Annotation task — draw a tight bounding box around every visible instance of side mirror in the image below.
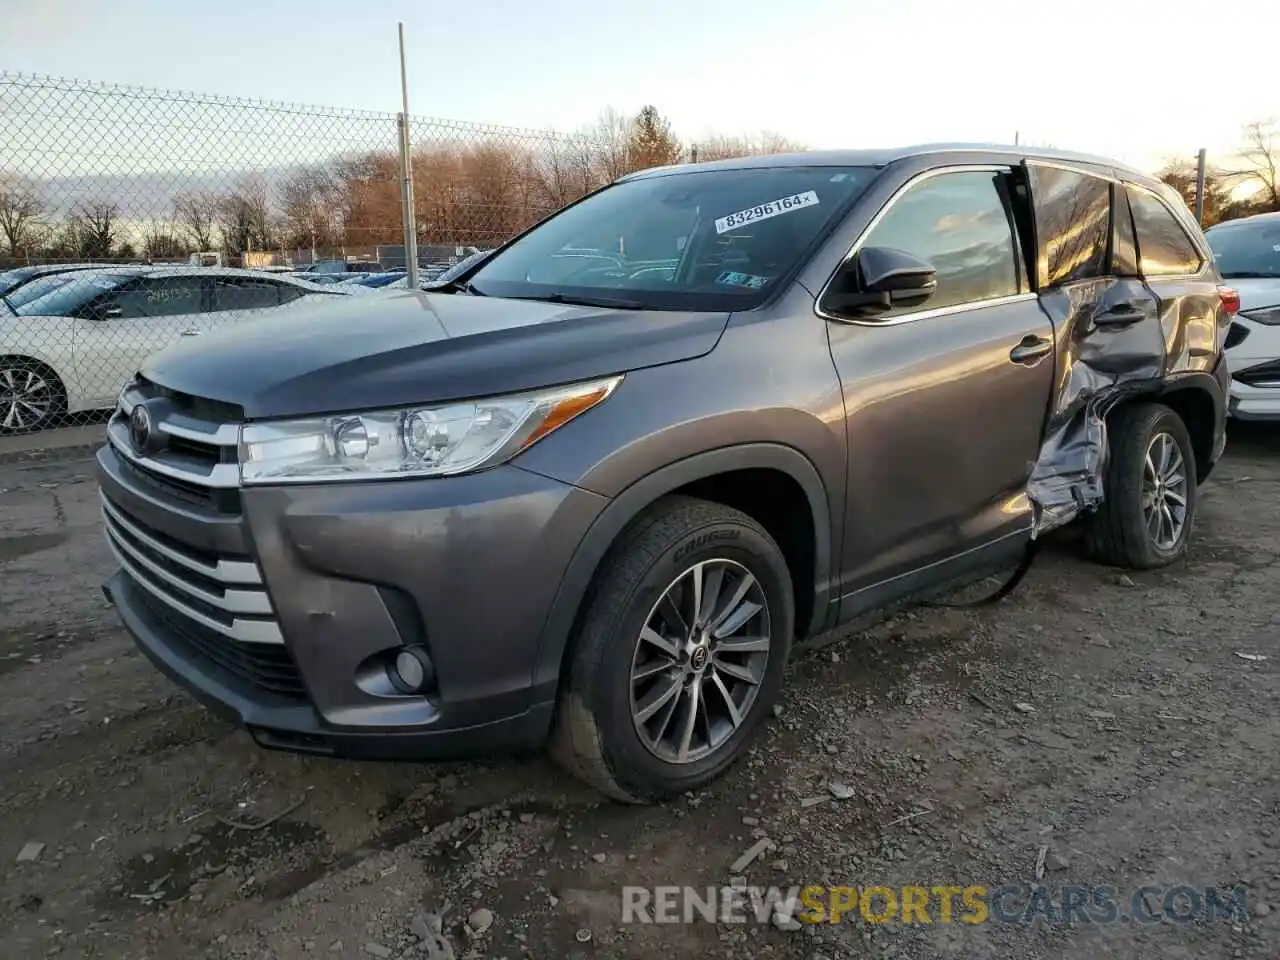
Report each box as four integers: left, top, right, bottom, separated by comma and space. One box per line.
822, 246, 938, 319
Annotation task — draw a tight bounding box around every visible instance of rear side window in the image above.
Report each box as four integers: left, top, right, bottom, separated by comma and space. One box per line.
212, 277, 285, 311
1029, 166, 1110, 286
1127, 187, 1203, 277
857, 170, 1020, 318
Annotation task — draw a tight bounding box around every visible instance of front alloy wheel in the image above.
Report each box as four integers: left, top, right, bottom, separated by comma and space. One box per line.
552, 496, 794, 802
0, 361, 64, 434
630, 559, 771, 764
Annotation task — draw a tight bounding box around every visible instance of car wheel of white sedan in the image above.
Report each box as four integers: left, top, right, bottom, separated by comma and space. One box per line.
0, 357, 67, 434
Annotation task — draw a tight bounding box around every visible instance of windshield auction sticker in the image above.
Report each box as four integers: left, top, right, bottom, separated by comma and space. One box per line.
715, 191, 820, 234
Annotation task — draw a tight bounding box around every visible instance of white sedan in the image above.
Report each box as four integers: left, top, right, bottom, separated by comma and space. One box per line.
1205, 212, 1280, 421
0, 267, 352, 433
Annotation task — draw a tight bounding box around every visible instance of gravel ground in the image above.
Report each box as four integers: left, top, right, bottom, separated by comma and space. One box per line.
2, 428, 1279, 960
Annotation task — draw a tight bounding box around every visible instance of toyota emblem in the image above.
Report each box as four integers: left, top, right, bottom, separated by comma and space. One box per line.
129, 403, 153, 454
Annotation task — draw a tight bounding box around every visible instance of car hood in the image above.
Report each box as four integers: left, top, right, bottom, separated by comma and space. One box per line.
1226, 277, 1280, 312
143, 291, 731, 419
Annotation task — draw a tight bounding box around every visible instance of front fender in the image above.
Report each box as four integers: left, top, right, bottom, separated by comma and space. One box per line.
527, 443, 833, 702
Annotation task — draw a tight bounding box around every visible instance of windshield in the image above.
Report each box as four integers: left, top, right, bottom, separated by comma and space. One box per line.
16, 273, 134, 317
6, 272, 82, 311
1206, 219, 1280, 278
0, 266, 44, 297
468, 166, 879, 310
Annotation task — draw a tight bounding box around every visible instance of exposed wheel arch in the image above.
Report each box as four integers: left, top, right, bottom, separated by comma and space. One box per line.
1153, 380, 1220, 483
530, 444, 832, 702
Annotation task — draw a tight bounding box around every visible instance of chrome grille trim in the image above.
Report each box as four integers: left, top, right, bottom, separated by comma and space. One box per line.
100, 494, 258, 584
102, 506, 273, 617
105, 533, 284, 645
106, 415, 240, 489
118, 384, 241, 446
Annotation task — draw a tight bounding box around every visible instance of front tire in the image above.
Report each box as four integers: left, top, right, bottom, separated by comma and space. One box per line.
551, 496, 794, 802
1085, 402, 1197, 569
0, 357, 67, 435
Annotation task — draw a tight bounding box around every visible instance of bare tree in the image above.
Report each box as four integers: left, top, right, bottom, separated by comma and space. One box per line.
73, 200, 118, 258
142, 215, 187, 261
1233, 120, 1280, 210
1158, 158, 1235, 226
0, 173, 46, 257
216, 175, 275, 256
694, 132, 807, 162
280, 166, 340, 255
172, 190, 218, 250
589, 108, 634, 183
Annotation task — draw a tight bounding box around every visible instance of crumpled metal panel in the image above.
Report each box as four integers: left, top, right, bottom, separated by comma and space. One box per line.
1026, 279, 1170, 536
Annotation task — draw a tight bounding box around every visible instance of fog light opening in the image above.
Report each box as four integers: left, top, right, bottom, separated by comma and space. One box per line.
389, 646, 435, 695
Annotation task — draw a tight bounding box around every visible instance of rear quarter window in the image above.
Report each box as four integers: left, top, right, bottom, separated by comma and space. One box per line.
1127, 187, 1204, 277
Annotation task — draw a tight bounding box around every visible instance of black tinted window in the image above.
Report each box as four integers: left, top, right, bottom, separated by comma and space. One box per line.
213, 277, 283, 311
859, 170, 1019, 317
1029, 166, 1110, 286
1128, 188, 1203, 277
15, 273, 133, 317
109, 277, 204, 318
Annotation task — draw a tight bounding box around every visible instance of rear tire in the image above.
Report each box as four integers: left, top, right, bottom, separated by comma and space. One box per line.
0, 357, 67, 435
1084, 402, 1197, 569
551, 495, 794, 802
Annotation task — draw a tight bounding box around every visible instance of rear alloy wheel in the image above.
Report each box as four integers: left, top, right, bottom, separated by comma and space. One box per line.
0, 359, 66, 434
553, 496, 794, 802
1085, 402, 1198, 569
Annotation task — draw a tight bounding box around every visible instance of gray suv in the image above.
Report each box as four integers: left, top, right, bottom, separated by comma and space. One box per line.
97, 145, 1232, 801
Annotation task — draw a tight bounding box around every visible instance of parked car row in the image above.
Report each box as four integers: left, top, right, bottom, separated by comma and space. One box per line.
0, 266, 365, 433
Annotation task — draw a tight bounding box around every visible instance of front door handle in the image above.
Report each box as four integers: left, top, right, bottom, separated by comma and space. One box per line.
180, 329, 202, 337
1010, 335, 1053, 365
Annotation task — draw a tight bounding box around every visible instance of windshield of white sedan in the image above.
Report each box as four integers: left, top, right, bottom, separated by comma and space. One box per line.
1207, 220, 1280, 278
467, 166, 878, 310
15, 274, 133, 316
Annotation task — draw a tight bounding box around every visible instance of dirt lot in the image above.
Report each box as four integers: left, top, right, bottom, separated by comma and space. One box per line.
3, 429, 1280, 960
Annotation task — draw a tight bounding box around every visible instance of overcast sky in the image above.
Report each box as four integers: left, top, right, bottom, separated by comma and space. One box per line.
2, 0, 1277, 172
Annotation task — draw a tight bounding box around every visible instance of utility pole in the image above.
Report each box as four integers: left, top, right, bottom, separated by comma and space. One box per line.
1195, 148, 1208, 225
398, 22, 420, 289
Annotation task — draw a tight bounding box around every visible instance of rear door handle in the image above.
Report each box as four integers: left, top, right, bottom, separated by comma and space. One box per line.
1010, 335, 1053, 365
180, 329, 201, 337
1093, 302, 1147, 327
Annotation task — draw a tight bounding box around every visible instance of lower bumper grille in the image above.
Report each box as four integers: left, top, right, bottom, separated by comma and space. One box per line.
132, 586, 306, 697
101, 492, 305, 699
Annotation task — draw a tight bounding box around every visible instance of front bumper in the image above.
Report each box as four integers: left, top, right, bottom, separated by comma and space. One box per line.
97, 443, 607, 760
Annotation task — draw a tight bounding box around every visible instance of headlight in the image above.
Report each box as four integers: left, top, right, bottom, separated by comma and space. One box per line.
1239, 305, 1280, 326
238, 375, 621, 484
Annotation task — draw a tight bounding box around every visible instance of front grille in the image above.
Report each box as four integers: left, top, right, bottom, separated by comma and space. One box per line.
104, 379, 306, 700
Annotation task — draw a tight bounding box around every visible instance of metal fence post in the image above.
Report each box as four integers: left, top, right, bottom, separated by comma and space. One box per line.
1195, 148, 1207, 225
398, 23, 420, 289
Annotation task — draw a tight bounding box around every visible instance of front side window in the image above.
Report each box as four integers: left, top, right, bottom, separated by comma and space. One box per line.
468, 166, 880, 311
1029, 165, 1111, 287
107, 277, 204, 318
1127, 187, 1204, 277
1206, 217, 1280, 280
857, 169, 1020, 318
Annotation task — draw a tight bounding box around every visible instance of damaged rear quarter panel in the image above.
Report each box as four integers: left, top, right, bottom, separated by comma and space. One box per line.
1027, 275, 1220, 535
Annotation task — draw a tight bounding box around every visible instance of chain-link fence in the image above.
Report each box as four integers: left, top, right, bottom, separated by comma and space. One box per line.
0, 73, 631, 445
